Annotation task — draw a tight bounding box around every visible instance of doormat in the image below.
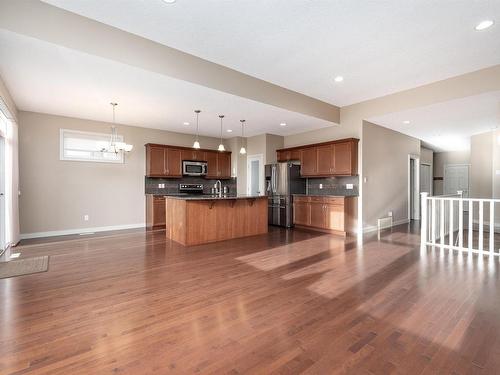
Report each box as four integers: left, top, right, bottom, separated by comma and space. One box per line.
0, 256, 49, 279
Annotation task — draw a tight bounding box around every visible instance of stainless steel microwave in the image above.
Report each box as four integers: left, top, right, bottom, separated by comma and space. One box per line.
182, 160, 208, 176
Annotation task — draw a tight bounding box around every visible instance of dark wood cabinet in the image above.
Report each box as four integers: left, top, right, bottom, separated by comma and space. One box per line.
181, 149, 205, 161
277, 138, 358, 177
310, 202, 326, 228
146, 195, 166, 230
293, 202, 310, 226
333, 142, 354, 175
316, 145, 333, 175
277, 149, 301, 162
300, 147, 317, 176
205, 151, 218, 179
145, 144, 231, 179
205, 151, 231, 179
147, 146, 166, 176
217, 152, 231, 178
293, 195, 357, 236
166, 148, 182, 177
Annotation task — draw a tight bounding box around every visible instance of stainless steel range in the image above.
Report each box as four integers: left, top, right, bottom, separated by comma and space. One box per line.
178, 183, 204, 194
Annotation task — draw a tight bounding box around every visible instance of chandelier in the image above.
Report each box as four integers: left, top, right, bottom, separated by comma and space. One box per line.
102, 102, 133, 154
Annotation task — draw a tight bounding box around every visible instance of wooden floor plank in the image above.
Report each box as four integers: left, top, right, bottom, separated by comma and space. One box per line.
1, 223, 500, 374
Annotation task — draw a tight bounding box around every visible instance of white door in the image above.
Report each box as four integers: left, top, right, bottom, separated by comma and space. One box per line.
247, 154, 264, 196
444, 165, 469, 197
420, 164, 432, 194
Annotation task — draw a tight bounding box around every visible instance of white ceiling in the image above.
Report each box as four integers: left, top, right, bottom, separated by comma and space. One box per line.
0, 30, 334, 138
368, 91, 500, 152
43, 0, 500, 106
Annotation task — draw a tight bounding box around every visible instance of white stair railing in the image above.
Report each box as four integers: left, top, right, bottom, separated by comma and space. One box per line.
421, 192, 499, 256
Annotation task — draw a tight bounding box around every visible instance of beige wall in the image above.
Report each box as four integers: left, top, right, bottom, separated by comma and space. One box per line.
226, 136, 247, 195
433, 150, 470, 195
470, 131, 493, 199
0, 74, 18, 122
362, 121, 421, 229
18, 111, 225, 236
265, 134, 284, 164
420, 147, 433, 165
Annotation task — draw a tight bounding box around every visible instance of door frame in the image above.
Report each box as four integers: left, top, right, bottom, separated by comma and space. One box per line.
247, 154, 264, 196
408, 154, 420, 221
443, 164, 470, 197
0, 135, 5, 256
420, 162, 433, 196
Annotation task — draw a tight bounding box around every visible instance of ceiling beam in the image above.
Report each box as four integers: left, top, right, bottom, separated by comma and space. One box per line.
0, 0, 340, 124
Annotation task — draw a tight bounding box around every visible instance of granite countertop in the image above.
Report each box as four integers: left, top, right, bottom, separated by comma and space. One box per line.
164, 194, 267, 201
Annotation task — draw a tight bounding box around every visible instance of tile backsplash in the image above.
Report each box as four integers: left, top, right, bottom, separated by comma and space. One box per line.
306, 176, 359, 196
145, 176, 237, 195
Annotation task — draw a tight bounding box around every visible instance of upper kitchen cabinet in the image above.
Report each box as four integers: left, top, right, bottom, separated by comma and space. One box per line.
146, 144, 182, 177
205, 151, 218, 179
277, 149, 300, 162
300, 147, 318, 176
146, 144, 231, 179
277, 138, 358, 177
206, 151, 231, 179
146, 145, 166, 176
165, 148, 182, 177
181, 149, 206, 161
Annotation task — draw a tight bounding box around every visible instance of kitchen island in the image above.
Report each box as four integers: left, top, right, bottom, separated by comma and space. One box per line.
165, 195, 268, 246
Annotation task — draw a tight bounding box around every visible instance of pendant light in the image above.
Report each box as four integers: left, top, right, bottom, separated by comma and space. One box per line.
102, 102, 133, 154
218, 115, 225, 151
193, 110, 201, 149
239, 119, 247, 154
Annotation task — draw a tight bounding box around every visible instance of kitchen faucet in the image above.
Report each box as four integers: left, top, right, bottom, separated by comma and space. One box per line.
215, 180, 222, 197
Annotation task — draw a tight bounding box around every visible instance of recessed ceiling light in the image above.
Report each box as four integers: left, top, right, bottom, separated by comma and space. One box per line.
403, 120, 410, 124
162, 0, 176, 3
227, 129, 233, 133
183, 122, 190, 125
280, 123, 287, 127
334, 76, 344, 83
475, 20, 494, 31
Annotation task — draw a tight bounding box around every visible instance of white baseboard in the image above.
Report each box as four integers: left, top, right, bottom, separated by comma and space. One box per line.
363, 219, 410, 233
20, 223, 146, 240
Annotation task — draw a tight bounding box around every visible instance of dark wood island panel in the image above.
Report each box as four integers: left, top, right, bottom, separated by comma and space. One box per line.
165, 196, 268, 246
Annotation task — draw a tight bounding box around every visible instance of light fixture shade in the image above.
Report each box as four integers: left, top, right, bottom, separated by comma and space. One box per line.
218, 144, 225, 152
193, 140, 201, 149
124, 144, 133, 152
239, 147, 246, 155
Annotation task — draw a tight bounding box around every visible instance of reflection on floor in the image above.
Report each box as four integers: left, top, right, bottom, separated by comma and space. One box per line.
1, 223, 500, 374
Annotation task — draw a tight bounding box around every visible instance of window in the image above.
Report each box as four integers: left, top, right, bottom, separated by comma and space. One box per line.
60, 129, 124, 163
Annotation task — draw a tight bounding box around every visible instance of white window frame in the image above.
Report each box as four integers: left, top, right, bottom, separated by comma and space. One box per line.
59, 128, 124, 164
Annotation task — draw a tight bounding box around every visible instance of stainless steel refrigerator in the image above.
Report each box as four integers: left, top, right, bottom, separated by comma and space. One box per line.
265, 162, 306, 227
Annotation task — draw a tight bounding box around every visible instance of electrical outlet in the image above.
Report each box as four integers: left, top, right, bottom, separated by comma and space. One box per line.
388, 211, 393, 217
346, 184, 353, 190
319, 183, 323, 189
84, 215, 89, 221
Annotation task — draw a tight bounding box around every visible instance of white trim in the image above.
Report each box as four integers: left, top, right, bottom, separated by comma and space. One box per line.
20, 223, 145, 240
246, 153, 264, 196
363, 218, 410, 233
408, 154, 420, 221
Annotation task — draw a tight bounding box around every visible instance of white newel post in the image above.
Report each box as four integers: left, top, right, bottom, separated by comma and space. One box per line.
421, 192, 429, 249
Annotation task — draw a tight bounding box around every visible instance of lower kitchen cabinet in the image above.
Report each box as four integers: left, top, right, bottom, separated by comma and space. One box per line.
146, 195, 166, 230
293, 195, 357, 236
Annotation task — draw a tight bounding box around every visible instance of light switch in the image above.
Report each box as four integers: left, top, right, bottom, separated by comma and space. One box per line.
346, 184, 353, 190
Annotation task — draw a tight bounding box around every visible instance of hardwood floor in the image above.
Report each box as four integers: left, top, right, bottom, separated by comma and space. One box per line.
2, 224, 500, 374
